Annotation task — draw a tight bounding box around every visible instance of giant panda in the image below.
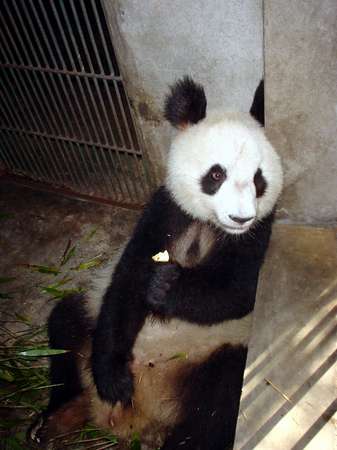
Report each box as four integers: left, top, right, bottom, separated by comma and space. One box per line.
29, 77, 283, 450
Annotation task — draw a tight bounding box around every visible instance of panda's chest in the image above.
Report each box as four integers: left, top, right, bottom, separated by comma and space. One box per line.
133, 315, 252, 367
167, 222, 218, 268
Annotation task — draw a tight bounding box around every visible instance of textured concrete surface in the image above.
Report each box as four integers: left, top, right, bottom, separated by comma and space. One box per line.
234, 224, 337, 449
0, 181, 139, 331
103, 0, 263, 180
265, 1, 337, 224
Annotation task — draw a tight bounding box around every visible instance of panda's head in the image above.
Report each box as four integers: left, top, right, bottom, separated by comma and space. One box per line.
165, 77, 283, 235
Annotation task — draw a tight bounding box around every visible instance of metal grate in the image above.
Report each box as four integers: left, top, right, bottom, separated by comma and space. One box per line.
0, 0, 153, 206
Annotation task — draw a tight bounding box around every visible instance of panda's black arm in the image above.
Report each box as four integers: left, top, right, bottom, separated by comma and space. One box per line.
148, 262, 259, 324
148, 215, 274, 325
91, 187, 182, 405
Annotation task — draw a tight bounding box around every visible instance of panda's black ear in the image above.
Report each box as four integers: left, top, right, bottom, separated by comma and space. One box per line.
164, 76, 207, 129
250, 79, 264, 126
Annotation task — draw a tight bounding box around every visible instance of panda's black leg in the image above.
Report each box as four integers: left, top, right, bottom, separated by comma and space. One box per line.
27, 294, 92, 446
161, 344, 248, 450
46, 293, 92, 413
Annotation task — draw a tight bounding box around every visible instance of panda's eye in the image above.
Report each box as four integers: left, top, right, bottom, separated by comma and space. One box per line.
254, 168, 267, 197
211, 170, 224, 181
201, 164, 226, 195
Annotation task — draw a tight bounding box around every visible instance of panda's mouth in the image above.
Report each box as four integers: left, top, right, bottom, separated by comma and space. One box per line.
224, 225, 251, 235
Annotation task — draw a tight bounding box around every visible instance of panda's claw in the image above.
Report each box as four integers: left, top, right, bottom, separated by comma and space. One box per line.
95, 359, 134, 407
147, 263, 180, 313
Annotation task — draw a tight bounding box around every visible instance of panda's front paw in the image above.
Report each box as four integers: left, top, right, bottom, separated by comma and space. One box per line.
147, 263, 180, 314
94, 359, 134, 406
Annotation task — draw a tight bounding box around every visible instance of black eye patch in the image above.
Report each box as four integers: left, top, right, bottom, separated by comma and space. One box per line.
201, 164, 227, 195
254, 168, 267, 197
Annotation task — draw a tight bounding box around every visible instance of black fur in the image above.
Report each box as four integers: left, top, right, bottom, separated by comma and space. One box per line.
254, 168, 267, 198
200, 164, 227, 195
27, 295, 93, 445
92, 187, 273, 407
162, 344, 248, 450
47, 294, 92, 413
250, 79, 264, 126
164, 76, 207, 128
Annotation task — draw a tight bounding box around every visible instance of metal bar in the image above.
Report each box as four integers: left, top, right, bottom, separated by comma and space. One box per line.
88, 144, 114, 198
80, 5, 121, 149
0, 8, 56, 135
3, 68, 43, 134
0, 14, 44, 132
102, 81, 133, 196
0, 132, 19, 171
1, 132, 25, 173
56, 1, 84, 72
14, 0, 47, 67
16, 0, 66, 135
68, 1, 110, 145
44, 0, 76, 72
0, 69, 29, 131
73, 142, 93, 193
49, 5, 99, 141
79, 0, 127, 206
80, 0, 104, 74
23, 134, 57, 184
69, 0, 95, 74
55, 2, 98, 142
5, 130, 45, 180
53, 138, 80, 190
14, 2, 62, 136
65, 141, 88, 191
102, 80, 136, 199
117, 83, 151, 197
0, 0, 150, 206
0, 64, 122, 81
82, 143, 105, 197
15, 2, 67, 137
2, 1, 32, 66
90, 0, 114, 75
30, 0, 81, 138
40, 136, 67, 187
103, 79, 127, 148
3, 173, 144, 210
113, 80, 136, 150
0, 125, 141, 157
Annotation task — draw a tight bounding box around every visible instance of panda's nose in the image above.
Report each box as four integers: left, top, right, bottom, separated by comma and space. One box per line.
229, 215, 255, 225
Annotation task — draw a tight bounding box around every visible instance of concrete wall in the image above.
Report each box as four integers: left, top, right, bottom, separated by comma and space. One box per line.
104, 0, 336, 224
265, 0, 337, 224
103, 0, 263, 181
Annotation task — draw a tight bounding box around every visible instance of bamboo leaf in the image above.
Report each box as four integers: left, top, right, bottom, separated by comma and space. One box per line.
19, 348, 69, 357
41, 286, 85, 299
15, 314, 31, 325
72, 255, 103, 271
61, 241, 77, 266
130, 432, 141, 450
84, 227, 97, 241
20, 264, 60, 276
167, 352, 188, 361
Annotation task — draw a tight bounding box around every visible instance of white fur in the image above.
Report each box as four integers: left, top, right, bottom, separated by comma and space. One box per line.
166, 112, 283, 234
85, 243, 127, 321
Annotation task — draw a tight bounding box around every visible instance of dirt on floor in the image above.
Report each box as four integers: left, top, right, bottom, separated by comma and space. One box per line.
0, 180, 140, 448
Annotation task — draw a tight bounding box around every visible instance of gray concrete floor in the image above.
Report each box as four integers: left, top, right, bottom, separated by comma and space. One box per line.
235, 225, 337, 450
1, 181, 336, 449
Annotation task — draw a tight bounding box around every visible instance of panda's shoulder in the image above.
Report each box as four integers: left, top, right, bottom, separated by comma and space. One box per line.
136, 186, 191, 234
